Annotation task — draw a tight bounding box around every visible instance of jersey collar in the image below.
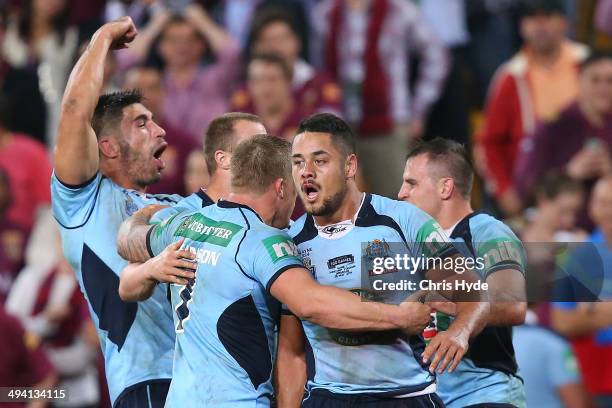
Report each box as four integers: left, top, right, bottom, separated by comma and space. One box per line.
217, 199, 264, 222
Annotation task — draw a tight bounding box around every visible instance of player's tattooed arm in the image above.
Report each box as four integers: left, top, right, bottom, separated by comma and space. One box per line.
119, 240, 196, 302
117, 205, 167, 263
54, 17, 137, 185
275, 315, 306, 408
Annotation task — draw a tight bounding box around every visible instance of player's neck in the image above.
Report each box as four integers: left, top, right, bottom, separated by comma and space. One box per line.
101, 162, 146, 193
206, 173, 230, 202
436, 199, 472, 230
313, 184, 363, 226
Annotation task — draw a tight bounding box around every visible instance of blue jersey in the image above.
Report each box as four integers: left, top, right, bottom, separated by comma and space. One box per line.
288, 193, 456, 396
50, 172, 181, 405
435, 212, 526, 408
151, 189, 213, 225
147, 200, 304, 407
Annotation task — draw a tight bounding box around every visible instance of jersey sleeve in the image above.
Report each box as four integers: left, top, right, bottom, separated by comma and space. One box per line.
50, 171, 103, 228
547, 334, 580, 387
396, 202, 457, 260
248, 230, 305, 293
150, 194, 202, 225
473, 222, 526, 279
147, 211, 195, 257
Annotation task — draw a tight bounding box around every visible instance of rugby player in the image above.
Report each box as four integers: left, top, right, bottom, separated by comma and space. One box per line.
115, 135, 434, 407
52, 17, 186, 406
277, 113, 489, 407
398, 138, 527, 408
118, 112, 266, 302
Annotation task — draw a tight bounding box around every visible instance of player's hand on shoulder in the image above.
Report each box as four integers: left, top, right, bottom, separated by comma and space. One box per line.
422, 327, 469, 375
135, 204, 169, 220
148, 239, 196, 285
99, 16, 138, 49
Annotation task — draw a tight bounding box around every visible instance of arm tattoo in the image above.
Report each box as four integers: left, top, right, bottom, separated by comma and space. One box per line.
117, 211, 155, 263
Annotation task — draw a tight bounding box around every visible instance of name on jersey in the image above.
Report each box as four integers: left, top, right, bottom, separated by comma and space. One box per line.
175, 214, 243, 247
186, 245, 221, 266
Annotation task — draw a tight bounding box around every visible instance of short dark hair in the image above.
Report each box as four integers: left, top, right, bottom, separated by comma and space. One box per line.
231, 134, 292, 195
406, 137, 474, 199
204, 112, 263, 175
92, 89, 143, 138
580, 52, 612, 72
248, 53, 292, 81
249, 8, 299, 46
534, 170, 584, 200
519, 0, 565, 18
296, 113, 356, 157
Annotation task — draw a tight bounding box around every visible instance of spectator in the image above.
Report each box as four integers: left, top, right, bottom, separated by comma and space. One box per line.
2, 0, 78, 146
0, 304, 56, 408
123, 66, 198, 195
520, 171, 587, 243
184, 149, 209, 194
7, 256, 100, 408
231, 54, 302, 140
0, 169, 27, 303
0, 95, 52, 233
515, 52, 612, 231
141, 5, 240, 142
514, 304, 589, 408
312, 0, 449, 198
246, 8, 341, 116
478, 0, 588, 217
551, 176, 612, 407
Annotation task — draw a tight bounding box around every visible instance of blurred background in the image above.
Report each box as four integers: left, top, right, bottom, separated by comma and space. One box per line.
0, 0, 611, 407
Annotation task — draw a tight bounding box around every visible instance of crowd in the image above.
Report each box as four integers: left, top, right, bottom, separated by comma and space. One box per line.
0, 0, 611, 407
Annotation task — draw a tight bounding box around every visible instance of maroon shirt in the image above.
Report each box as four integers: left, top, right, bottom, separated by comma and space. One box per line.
0, 307, 54, 407
0, 220, 28, 304
515, 102, 612, 230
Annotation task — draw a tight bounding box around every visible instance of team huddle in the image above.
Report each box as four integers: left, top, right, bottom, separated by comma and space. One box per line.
51, 17, 527, 408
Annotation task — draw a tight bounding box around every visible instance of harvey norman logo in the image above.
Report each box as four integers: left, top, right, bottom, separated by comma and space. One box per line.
263, 235, 299, 263
175, 214, 243, 247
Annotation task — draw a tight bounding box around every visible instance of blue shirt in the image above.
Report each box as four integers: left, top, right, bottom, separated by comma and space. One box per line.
51, 172, 181, 404
435, 212, 527, 408
147, 200, 304, 407
288, 193, 456, 396
514, 323, 579, 408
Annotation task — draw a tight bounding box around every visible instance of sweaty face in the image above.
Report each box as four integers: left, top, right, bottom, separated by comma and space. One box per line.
398, 155, 442, 217
579, 59, 612, 115
253, 21, 300, 66
292, 132, 348, 217
117, 103, 168, 188
520, 14, 567, 54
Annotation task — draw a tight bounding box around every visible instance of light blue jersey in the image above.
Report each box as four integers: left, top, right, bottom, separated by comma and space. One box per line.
147, 200, 304, 407
435, 212, 527, 408
50, 172, 182, 405
288, 193, 456, 397
151, 189, 213, 225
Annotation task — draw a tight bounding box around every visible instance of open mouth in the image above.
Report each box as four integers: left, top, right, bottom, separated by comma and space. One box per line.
302, 182, 320, 203
153, 143, 167, 170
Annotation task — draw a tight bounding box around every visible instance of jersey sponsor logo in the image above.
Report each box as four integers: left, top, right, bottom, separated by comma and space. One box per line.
318, 222, 353, 239
263, 235, 299, 263
364, 239, 398, 275
477, 239, 525, 273
327, 254, 356, 278
186, 245, 221, 266
416, 219, 454, 258
175, 213, 243, 247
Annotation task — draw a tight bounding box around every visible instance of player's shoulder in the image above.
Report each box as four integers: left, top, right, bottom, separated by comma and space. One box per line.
470, 212, 520, 242
368, 194, 430, 221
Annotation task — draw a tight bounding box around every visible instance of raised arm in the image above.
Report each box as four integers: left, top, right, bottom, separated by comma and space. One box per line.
270, 267, 432, 333
54, 17, 137, 185
184, 4, 233, 55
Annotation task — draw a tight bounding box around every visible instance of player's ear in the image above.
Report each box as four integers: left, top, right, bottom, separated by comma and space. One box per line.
345, 153, 357, 178
99, 135, 120, 159
274, 178, 285, 199
216, 150, 230, 171
439, 177, 453, 200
